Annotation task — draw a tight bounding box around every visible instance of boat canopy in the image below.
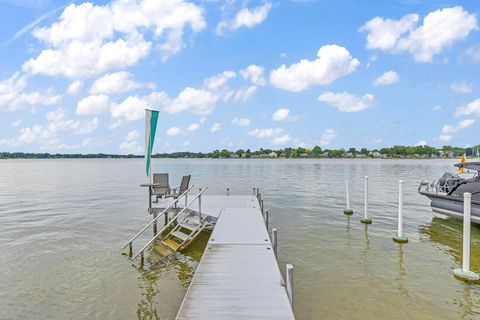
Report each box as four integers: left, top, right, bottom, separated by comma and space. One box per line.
454, 161, 480, 172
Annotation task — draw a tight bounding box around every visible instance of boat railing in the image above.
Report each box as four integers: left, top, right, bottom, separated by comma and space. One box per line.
131, 187, 208, 260
121, 185, 195, 252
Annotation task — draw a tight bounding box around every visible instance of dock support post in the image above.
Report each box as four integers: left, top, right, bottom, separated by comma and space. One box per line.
454, 193, 480, 281
261, 200, 264, 215
253, 187, 256, 195
128, 242, 132, 257
265, 210, 269, 230
226, 188, 230, 196
361, 176, 372, 224
344, 179, 353, 215
286, 264, 294, 309
140, 251, 144, 266
272, 228, 278, 257
393, 180, 408, 243
198, 188, 202, 224
153, 211, 158, 235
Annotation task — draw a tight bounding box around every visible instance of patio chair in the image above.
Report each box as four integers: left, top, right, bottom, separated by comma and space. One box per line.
170, 175, 191, 199
152, 173, 170, 201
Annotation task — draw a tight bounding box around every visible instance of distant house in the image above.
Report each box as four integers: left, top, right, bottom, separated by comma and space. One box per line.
268, 152, 278, 158
319, 152, 329, 157
343, 152, 353, 157
230, 153, 239, 158
300, 153, 308, 157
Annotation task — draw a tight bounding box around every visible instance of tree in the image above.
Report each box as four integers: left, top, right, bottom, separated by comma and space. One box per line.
312, 146, 322, 155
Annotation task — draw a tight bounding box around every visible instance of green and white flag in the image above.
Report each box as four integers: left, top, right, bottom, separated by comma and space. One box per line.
145, 109, 159, 177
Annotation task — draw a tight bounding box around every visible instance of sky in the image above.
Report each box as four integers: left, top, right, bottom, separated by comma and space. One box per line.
1, 0, 480, 154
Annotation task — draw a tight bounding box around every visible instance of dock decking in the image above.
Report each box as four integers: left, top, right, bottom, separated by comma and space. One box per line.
175, 195, 295, 319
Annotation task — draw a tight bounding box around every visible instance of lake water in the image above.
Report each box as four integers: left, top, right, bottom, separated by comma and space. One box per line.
1, 158, 480, 320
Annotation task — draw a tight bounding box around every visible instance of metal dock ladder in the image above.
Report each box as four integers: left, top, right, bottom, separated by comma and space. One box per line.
162, 214, 209, 251
122, 187, 209, 263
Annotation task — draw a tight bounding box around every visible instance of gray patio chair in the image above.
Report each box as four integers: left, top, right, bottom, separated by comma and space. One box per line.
170, 175, 191, 199
152, 173, 170, 201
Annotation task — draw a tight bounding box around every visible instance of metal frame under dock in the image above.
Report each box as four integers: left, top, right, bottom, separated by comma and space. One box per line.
175, 193, 295, 319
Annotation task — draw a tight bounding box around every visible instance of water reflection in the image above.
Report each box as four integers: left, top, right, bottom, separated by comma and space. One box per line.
345, 216, 352, 249
362, 224, 370, 273
395, 245, 408, 297
420, 217, 480, 273
134, 230, 210, 319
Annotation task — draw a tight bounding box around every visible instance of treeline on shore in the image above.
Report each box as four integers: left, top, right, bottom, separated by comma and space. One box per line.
1, 145, 478, 159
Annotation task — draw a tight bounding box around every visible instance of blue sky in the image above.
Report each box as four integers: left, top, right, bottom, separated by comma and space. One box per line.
1, 0, 480, 153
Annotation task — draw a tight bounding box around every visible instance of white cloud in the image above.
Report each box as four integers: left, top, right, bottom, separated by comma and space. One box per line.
167, 87, 219, 114
232, 117, 250, 126
187, 123, 200, 132
220, 137, 233, 147
23, 32, 152, 78
210, 123, 222, 133
67, 80, 83, 95
272, 108, 291, 121
360, 7, 478, 62
451, 81, 473, 94
199, 117, 207, 124
10, 119, 22, 127
271, 134, 292, 145
233, 85, 257, 102
318, 92, 374, 113
270, 45, 359, 92
240, 64, 266, 86
119, 129, 142, 153
455, 98, 480, 117
438, 118, 475, 141
216, 3, 272, 35
23, 1, 207, 78
90, 71, 153, 94
432, 105, 442, 111
465, 46, 480, 63
119, 140, 142, 153
111, 86, 220, 121
319, 129, 337, 146
248, 127, 292, 146
76, 94, 109, 115
110, 94, 159, 121
373, 71, 399, 86
204, 71, 236, 91
248, 128, 284, 138
183, 140, 190, 147
126, 130, 140, 141
6, 108, 98, 150
0, 72, 61, 112
416, 140, 427, 146
166, 126, 183, 136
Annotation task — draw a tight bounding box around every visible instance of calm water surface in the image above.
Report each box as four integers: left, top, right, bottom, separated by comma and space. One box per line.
1, 158, 480, 319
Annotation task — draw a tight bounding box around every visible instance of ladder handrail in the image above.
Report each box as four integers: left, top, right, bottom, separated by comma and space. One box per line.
121, 185, 195, 250
132, 187, 208, 260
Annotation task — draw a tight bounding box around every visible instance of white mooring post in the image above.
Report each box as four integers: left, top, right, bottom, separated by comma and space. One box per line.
344, 180, 353, 216
454, 193, 480, 281
272, 228, 278, 257
361, 176, 372, 224
286, 264, 294, 308
393, 180, 408, 243
253, 187, 256, 196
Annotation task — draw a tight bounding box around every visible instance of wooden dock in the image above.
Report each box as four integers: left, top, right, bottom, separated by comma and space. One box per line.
175, 194, 295, 319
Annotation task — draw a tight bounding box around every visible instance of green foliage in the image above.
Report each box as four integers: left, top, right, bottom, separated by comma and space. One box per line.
0, 145, 476, 159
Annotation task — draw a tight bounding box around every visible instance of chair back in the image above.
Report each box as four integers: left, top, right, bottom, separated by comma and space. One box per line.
179, 175, 191, 193
153, 173, 169, 194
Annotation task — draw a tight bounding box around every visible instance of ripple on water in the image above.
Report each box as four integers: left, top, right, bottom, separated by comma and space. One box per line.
1, 158, 480, 320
